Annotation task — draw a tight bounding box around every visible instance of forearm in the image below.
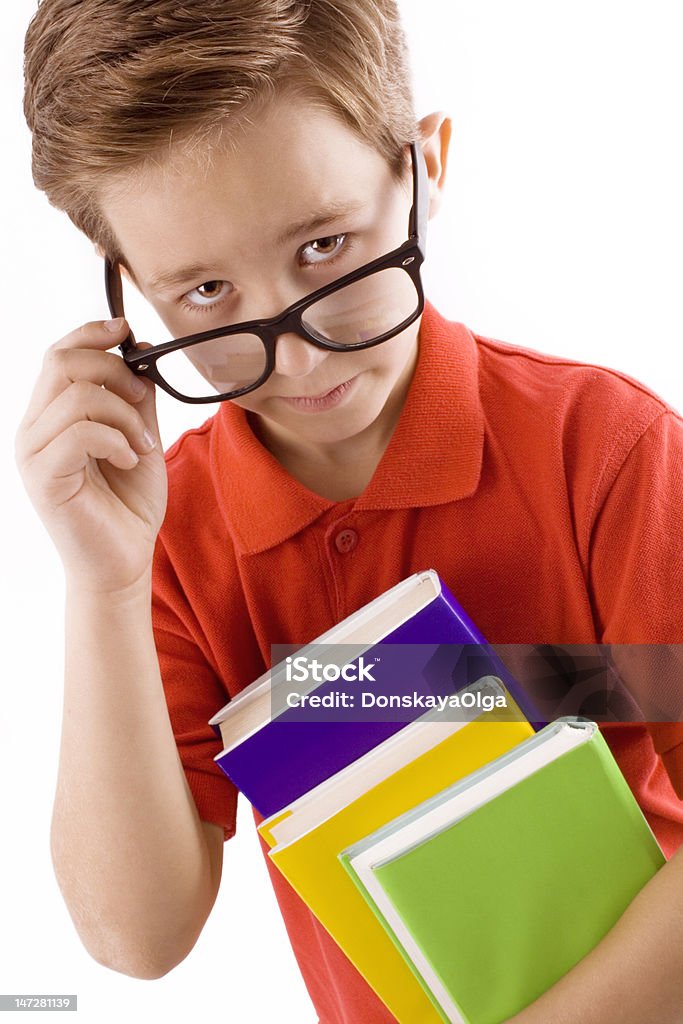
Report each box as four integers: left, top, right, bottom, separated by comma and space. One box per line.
52, 571, 215, 978
505, 844, 683, 1024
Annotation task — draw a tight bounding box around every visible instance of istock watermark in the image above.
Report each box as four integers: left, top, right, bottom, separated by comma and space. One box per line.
270, 643, 527, 724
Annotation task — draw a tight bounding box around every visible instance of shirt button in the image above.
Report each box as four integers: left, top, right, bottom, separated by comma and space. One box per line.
334, 528, 358, 554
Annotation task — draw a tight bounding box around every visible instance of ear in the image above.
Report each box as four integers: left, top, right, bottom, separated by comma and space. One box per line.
416, 111, 452, 220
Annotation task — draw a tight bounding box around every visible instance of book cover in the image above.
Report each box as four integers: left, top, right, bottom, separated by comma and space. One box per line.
259, 679, 534, 1023
209, 569, 540, 818
341, 718, 666, 1024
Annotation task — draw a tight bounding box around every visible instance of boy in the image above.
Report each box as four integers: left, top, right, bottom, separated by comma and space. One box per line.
16, 1, 683, 1021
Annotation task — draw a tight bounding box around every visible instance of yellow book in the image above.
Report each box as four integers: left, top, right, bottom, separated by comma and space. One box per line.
259, 677, 534, 1024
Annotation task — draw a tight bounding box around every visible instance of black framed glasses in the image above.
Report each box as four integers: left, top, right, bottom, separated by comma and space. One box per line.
105, 141, 428, 404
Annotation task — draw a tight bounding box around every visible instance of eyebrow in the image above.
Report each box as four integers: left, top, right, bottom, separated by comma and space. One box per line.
145, 199, 367, 293
146, 262, 222, 293
274, 199, 366, 246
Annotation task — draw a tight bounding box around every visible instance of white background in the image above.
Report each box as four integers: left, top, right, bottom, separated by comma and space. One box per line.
1, 2, 682, 1022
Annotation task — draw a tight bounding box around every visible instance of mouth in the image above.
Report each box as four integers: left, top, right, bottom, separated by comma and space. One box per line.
279, 376, 357, 412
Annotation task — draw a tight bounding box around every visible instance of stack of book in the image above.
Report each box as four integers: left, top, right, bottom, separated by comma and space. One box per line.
209, 571, 665, 1024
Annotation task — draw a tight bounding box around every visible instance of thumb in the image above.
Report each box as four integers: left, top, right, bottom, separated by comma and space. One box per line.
133, 343, 162, 443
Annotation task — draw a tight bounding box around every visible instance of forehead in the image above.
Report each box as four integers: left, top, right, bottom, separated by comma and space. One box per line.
98, 96, 396, 285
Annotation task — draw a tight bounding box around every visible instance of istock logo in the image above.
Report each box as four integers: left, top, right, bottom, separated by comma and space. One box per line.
285, 655, 377, 684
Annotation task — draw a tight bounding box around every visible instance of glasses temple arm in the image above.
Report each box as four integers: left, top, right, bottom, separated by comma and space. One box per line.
104, 258, 137, 352
407, 141, 429, 252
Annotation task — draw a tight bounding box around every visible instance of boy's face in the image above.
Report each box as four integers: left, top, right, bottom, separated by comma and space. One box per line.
99, 96, 425, 452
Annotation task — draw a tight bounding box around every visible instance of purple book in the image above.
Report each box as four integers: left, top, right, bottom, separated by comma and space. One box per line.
209, 570, 540, 818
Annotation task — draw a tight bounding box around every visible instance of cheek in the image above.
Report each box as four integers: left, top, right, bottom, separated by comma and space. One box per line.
362, 333, 417, 379
229, 392, 263, 416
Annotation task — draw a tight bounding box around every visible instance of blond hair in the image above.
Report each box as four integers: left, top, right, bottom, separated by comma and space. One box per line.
23, 0, 418, 261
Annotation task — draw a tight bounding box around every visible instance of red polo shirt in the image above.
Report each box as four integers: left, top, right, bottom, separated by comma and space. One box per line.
152, 301, 683, 1023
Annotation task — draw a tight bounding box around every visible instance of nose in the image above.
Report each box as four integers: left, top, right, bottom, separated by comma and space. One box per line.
274, 331, 329, 378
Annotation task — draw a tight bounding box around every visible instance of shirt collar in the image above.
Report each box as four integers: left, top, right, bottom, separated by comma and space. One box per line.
210, 301, 484, 555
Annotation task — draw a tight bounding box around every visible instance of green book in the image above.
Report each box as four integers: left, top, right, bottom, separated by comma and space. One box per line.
340, 718, 665, 1024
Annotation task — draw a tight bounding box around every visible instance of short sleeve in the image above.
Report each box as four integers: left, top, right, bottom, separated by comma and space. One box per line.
590, 410, 683, 797
152, 533, 238, 841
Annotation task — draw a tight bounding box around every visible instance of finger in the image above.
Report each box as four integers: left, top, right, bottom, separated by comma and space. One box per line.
56, 317, 131, 352
129, 369, 162, 445
21, 380, 157, 462
121, 339, 164, 444
30, 421, 140, 510
22, 321, 144, 429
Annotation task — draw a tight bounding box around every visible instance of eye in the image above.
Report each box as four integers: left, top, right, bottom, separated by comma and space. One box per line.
299, 234, 347, 266
183, 280, 232, 307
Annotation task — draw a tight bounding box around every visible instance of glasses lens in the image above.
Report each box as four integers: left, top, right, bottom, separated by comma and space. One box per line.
154, 333, 267, 399
302, 267, 419, 345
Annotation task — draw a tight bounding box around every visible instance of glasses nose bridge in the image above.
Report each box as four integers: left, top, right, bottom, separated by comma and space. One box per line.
260, 304, 326, 353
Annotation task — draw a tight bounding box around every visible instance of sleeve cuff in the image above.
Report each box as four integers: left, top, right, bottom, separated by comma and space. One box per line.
185, 768, 238, 842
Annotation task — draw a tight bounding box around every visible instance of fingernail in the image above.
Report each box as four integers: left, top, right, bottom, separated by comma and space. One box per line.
104, 317, 125, 333
142, 429, 157, 450
130, 374, 147, 395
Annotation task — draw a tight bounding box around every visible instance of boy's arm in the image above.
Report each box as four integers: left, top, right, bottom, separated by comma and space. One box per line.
16, 319, 227, 978
505, 844, 683, 1024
